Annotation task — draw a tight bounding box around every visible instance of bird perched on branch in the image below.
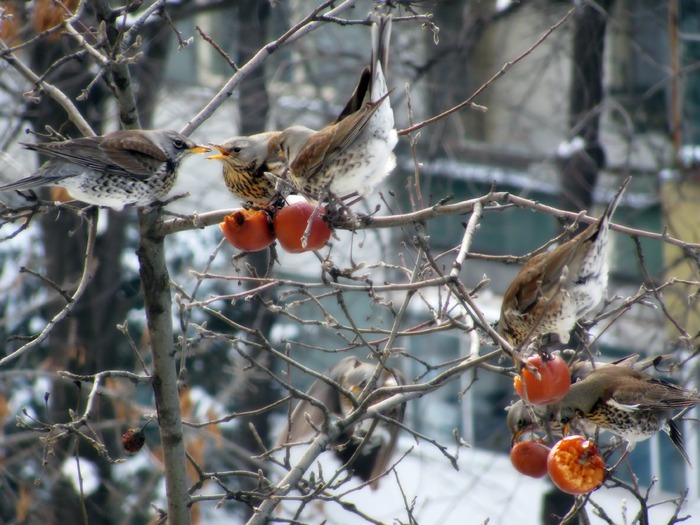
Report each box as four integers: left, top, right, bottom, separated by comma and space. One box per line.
507, 354, 696, 463
497, 176, 631, 348
276, 14, 398, 201
556, 365, 700, 464
0, 129, 209, 210
506, 353, 668, 443
277, 356, 405, 488
207, 131, 287, 204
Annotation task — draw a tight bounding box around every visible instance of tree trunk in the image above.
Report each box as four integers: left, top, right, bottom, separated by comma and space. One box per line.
558, 0, 616, 217
28, 27, 119, 525
25, 11, 175, 522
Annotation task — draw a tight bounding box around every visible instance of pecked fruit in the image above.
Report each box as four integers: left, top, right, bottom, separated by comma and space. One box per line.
547, 435, 606, 495
220, 208, 276, 252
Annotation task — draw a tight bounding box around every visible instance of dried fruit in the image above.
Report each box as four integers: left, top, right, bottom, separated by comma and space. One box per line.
547, 435, 606, 494
514, 354, 570, 405
220, 208, 275, 252
122, 427, 146, 454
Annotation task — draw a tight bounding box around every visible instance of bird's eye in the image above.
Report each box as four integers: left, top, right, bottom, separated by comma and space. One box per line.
232, 146, 242, 154
173, 138, 185, 149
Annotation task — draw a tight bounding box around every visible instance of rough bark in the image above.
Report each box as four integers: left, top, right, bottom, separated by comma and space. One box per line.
138, 210, 191, 525
558, 0, 616, 217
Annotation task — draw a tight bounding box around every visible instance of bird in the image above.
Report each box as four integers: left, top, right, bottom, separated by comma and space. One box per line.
555, 365, 700, 464
507, 353, 673, 443
207, 131, 287, 204
276, 14, 397, 201
0, 129, 209, 210
277, 356, 405, 489
506, 398, 563, 444
497, 176, 631, 348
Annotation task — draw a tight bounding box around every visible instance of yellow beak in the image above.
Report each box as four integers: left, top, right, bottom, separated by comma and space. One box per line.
207, 144, 229, 160
189, 145, 211, 154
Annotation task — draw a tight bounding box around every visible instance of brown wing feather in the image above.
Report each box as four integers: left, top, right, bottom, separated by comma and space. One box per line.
100, 131, 168, 178
22, 131, 166, 180
292, 94, 390, 183
586, 367, 700, 410
277, 358, 358, 444
367, 367, 406, 489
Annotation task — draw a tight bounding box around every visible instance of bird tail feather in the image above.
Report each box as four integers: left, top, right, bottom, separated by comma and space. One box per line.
602, 175, 632, 224
371, 12, 392, 79
667, 418, 691, 466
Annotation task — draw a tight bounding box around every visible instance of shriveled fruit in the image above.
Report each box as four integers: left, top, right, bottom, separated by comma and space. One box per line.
273, 201, 331, 253
510, 439, 550, 478
547, 435, 606, 495
220, 208, 275, 252
122, 428, 146, 454
514, 354, 570, 405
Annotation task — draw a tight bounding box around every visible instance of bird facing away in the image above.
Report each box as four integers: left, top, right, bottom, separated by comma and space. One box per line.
207, 131, 287, 204
0, 129, 209, 211
497, 176, 631, 348
276, 14, 398, 200
277, 356, 405, 489
556, 365, 700, 464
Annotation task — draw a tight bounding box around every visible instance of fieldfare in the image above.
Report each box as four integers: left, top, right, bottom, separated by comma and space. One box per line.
0, 129, 209, 210
497, 176, 631, 348
208, 131, 287, 204
556, 365, 700, 464
276, 14, 397, 201
507, 353, 671, 443
277, 356, 405, 488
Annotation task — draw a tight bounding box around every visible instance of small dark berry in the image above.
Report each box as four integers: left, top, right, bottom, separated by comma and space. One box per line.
122, 428, 146, 454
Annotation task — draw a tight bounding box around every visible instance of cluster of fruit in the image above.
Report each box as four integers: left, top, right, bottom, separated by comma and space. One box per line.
219, 200, 332, 254
509, 355, 606, 495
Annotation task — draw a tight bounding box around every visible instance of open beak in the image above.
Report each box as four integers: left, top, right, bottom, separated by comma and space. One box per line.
562, 422, 571, 436
189, 145, 211, 154
511, 427, 526, 447
207, 144, 229, 160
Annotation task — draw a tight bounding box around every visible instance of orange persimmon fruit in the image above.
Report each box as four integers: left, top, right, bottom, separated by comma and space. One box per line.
547, 435, 606, 495
514, 354, 571, 405
220, 208, 275, 252
273, 200, 331, 253
510, 439, 550, 478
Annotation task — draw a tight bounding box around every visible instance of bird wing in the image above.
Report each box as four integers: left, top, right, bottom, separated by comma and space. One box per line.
279, 377, 342, 444
99, 131, 169, 179
292, 95, 390, 183
277, 359, 357, 445
502, 251, 556, 314
22, 132, 165, 180
504, 176, 633, 316
367, 367, 406, 489
605, 372, 700, 410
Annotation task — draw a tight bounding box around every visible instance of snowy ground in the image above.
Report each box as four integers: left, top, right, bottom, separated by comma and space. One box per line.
188, 436, 696, 524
